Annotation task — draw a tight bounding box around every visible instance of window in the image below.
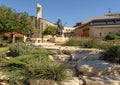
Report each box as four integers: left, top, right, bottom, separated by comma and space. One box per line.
107, 21, 114, 25
116, 21, 120, 25
92, 22, 106, 26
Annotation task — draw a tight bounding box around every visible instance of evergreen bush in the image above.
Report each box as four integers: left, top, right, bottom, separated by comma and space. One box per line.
26, 61, 66, 82
5, 48, 67, 85
97, 41, 111, 50
66, 37, 104, 48
65, 37, 80, 46
101, 45, 120, 63
105, 33, 119, 40
83, 38, 99, 48
9, 43, 32, 57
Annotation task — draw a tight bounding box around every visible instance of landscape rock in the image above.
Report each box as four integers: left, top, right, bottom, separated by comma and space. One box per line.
0, 75, 9, 81
48, 55, 54, 61
62, 50, 73, 55
29, 79, 57, 85
82, 74, 120, 85
71, 53, 101, 61
54, 55, 71, 62
61, 77, 83, 85
76, 48, 102, 54
64, 61, 76, 68
0, 72, 9, 85
0, 82, 9, 85
65, 69, 77, 77
76, 60, 120, 76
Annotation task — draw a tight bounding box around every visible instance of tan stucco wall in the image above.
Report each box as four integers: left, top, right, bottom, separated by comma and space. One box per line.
89, 25, 120, 38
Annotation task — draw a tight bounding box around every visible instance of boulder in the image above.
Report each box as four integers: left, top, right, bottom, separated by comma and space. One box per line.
80, 75, 120, 85
71, 53, 101, 61
75, 48, 102, 54
65, 69, 77, 77
0, 82, 9, 85
76, 60, 120, 76
48, 55, 54, 61
62, 50, 73, 55
29, 77, 83, 85
29, 79, 57, 85
61, 77, 83, 85
0, 72, 9, 85
64, 61, 76, 68
0, 75, 9, 81
54, 55, 71, 62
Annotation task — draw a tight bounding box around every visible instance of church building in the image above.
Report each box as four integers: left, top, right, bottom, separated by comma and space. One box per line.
30, 3, 55, 38
73, 13, 120, 38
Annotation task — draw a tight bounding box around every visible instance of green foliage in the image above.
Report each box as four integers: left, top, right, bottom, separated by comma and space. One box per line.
0, 47, 8, 67
66, 38, 97, 47
83, 38, 99, 48
97, 41, 112, 50
43, 26, 57, 36
101, 45, 120, 63
105, 33, 120, 40
19, 12, 35, 35
4, 48, 67, 84
8, 70, 25, 85
26, 61, 66, 82
0, 6, 16, 33
116, 32, 120, 36
0, 5, 34, 35
0, 47, 8, 53
0, 57, 7, 67
66, 37, 112, 50
105, 32, 120, 40
65, 37, 81, 46
9, 43, 32, 57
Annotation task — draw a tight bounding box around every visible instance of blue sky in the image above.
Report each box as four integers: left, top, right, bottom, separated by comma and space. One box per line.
0, 0, 120, 26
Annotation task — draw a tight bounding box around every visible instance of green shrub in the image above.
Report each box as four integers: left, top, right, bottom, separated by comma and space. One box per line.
5, 48, 53, 85
26, 61, 66, 82
0, 53, 7, 58
7, 58, 66, 85
100, 45, 120, 63
105, 33, 119, 40
66, 37, 105, 48
97, 41, 112, 50
66, 37, 113, 49
116, 32, 120, 37
78, 38, 88, 47
65, 37, 80, 46
8, 70, 25, 85
0, 47, 8, 53
9, 43, 32, 57
83, 38, 99, 48
0, 57, 7, 67
0, 47, 8, 67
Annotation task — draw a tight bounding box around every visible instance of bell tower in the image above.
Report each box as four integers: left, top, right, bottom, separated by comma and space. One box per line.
36, 3, 42, 19
36, 3, 42, 38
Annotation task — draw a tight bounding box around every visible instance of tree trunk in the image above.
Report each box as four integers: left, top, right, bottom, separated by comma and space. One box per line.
10, 33, 15, 43
12, 35, 15, 43
0, 36, 2, 44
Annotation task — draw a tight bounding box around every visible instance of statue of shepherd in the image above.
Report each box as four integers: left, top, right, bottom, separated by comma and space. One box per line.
56, 19, 64, 36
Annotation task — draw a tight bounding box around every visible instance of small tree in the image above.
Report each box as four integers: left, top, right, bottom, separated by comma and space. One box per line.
43, 26, 57, 36
0, 6, 35, 43
105, 33, 117, 40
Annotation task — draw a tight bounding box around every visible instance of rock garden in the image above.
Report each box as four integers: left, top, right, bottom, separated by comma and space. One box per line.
0, 39, 120, 85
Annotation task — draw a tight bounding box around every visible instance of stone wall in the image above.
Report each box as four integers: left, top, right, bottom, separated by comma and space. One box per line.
90, 26, 120, 38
